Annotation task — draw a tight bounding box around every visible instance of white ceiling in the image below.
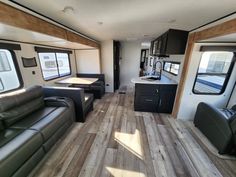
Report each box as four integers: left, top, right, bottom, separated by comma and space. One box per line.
6, 0, 236, 41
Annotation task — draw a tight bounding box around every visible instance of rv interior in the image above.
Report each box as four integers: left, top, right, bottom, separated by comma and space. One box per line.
1, 0, 236, 177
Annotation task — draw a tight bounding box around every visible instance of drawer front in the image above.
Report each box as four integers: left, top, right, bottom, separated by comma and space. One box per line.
134, 95, 159, 112
135, 84, 159, 96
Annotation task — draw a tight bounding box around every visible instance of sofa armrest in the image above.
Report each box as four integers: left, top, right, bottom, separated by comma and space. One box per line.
44, 97, 72, 107
43, 86, 86, 122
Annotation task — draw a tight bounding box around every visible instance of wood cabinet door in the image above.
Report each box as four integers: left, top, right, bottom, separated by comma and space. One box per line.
158, 85, 177, 113
134, 84, 160, 112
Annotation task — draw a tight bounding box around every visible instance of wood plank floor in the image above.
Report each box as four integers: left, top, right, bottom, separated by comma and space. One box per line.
30, 87, 236, 177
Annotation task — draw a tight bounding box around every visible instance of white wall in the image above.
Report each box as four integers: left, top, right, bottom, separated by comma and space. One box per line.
0, 40, 76, 88
75, 49, 100, 74
101, 40, 114, 92
162, 55, 184, 83
177, 43, 236, 120
120, 41, 141, 86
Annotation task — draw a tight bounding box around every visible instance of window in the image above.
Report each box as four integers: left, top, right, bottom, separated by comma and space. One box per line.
0, 49, 22, 93
163, 61, 180, 75
38, 52, 71, 80
193, 52, 235, 94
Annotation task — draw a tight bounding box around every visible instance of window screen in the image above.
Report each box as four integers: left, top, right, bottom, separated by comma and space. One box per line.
163, 61, 180, 75
38, 52, 71, 81
193, 52, 234, 94
0, 49, 22, 93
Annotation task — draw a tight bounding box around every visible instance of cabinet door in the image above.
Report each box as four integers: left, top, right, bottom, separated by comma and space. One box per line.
160, 32, 168, 54
135, 95, 159, 112
150, 41, 154, 55
134, 84, 160, 112
135, 84, 159, 96
158, 85, 177, 113
153, 40, 159, 55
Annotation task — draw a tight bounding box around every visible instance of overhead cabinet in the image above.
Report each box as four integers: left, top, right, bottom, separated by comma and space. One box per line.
150, 29, 189, 56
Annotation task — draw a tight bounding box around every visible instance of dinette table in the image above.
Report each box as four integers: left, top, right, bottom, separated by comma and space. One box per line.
56, 77, 98, 85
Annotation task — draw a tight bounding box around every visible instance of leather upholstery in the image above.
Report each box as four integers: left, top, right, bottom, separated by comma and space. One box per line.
0, 86, 45, 127
0, 86, 43, 112
0, 86, 75, 177
1, 97, 44, 127
12, 147, 45, 177
0, 121, 4, 131
9, 107, 57, 129
0, 128, 24, 147
84, 93, 94, 113
0, 129, 44, 177
194, 102, 236, 154
75, 73, 105, 99
43, 86, 93, 122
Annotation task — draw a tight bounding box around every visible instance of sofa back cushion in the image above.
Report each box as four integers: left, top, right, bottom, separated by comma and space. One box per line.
0, 86, 44, 127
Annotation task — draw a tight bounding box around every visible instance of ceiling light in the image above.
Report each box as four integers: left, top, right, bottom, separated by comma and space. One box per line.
62, 6, 74, 15
97, 22, 103, 25
168, 19, 176, 23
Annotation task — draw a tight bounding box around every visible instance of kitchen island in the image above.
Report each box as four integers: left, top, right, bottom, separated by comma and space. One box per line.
132, 75, 178, 113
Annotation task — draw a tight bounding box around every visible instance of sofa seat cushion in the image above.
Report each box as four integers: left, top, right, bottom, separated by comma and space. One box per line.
28, 107, 69, 141
10, 107, 57, 129
0, 129, 43, 177
84, 94, 94, 108
0, 129, 24, 147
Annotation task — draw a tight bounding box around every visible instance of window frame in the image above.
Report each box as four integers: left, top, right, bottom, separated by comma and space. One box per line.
163, 61, 180, 76
0, 49, 23, 94
192, 52, 235, 95
37, 51, 72, 81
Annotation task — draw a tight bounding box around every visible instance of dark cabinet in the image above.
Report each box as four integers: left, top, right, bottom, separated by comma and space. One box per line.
150, 29, 189, 56
158, 85, 178, 113
134, 84, 177, 113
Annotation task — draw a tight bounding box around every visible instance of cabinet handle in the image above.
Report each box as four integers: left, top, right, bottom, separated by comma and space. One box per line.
145, 99, 153, 102
156, 89, 159, 94
160, 99, 162, 106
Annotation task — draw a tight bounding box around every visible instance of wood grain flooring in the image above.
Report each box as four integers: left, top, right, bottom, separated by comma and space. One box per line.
30, 87, 236, 177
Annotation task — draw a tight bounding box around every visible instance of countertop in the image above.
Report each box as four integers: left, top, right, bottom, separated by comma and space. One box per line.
131, 75, 177, 85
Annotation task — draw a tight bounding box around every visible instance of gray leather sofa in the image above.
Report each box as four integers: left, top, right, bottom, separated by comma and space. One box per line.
70, 73, 105, 99
43, 86, 94, 122
194, 102, 236, 154
0, 86, 75, 177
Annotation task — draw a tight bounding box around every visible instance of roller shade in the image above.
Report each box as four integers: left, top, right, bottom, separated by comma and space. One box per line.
0, 42, 21, 50
200, 46, 236, 52
34, 46, 72, 54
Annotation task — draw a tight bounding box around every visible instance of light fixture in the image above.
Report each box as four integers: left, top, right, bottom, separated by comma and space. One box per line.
168, 19, 176, 23
62, 6, 74, 15
97, 22, 103, 25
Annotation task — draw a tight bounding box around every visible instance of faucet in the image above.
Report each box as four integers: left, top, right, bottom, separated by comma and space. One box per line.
152, 60, 162, 79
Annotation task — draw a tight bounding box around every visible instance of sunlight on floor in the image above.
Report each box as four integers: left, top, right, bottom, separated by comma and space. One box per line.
114, 129, 144, 160
106, 167, 146, 177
